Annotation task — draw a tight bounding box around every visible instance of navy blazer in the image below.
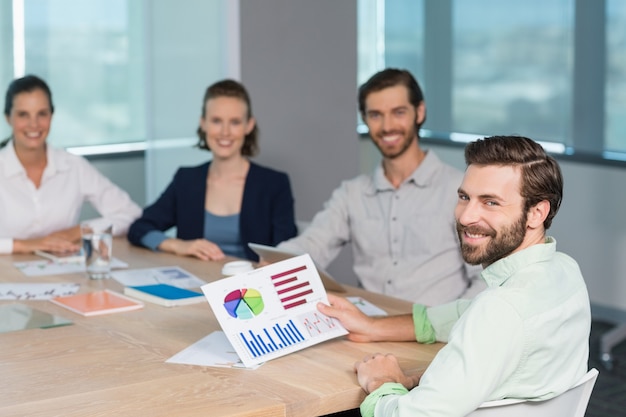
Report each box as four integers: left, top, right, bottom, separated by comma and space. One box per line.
128, 161, 298, 261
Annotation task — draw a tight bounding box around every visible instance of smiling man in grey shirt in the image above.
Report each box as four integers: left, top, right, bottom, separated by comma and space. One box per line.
278, 69, 483, 305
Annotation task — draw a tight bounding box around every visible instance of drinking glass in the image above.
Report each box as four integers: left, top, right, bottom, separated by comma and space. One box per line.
81, 222, 113, 279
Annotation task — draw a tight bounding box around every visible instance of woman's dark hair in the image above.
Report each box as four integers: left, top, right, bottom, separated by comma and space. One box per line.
196, 79, 258, 156
464, 135, 563, 230
2, 74, 54, 148
4, 74, 54, 117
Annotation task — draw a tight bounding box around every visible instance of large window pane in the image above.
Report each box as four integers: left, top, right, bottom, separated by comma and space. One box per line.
0, 3, 13, 91
606, 0, 626, 153
384, 0, 424, 79
1, 0, 144, 148
357, 0, 383, 86
452, 0, 574, 143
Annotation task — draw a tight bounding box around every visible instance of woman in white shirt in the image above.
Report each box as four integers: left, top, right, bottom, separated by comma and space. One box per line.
0, 75, 141, 254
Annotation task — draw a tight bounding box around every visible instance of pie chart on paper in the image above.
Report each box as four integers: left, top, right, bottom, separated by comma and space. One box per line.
223, 288, 264, 319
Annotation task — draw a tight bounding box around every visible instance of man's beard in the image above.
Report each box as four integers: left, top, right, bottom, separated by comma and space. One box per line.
456, 210, 527, 267
371, 123, 419, 160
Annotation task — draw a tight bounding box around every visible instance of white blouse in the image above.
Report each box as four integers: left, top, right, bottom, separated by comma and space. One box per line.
0, 141, 142, 253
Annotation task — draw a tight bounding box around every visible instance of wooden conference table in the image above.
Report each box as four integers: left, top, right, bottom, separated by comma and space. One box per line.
0, 239, 443, 417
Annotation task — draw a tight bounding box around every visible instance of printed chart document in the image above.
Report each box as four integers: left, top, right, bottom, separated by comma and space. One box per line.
201, 254, 347, 368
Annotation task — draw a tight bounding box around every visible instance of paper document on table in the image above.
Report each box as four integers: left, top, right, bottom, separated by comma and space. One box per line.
347, 296, 388, 317
34, 250, 84, 264
14, 258, 128, 277
166, 331, 262, 369
111, 266, 205, 289
0, 283, 80, 300
201, 254, 348, 368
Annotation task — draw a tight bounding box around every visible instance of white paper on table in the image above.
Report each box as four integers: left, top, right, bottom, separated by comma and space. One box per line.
347, 296, 389, 317
201, 254, 348, 368
0, 283, 80, 300
166, 331, 262, 369
111, 266, 205, 289
14, 258, 128, 277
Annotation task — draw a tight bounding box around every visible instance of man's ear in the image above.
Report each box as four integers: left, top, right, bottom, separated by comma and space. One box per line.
416, 101, 426, 126
527, 200, 550, 229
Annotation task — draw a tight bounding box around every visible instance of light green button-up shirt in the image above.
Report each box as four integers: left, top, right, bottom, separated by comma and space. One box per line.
361, 237, 591, 417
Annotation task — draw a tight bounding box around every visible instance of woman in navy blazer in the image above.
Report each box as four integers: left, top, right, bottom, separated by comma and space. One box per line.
128, 80, 297, 261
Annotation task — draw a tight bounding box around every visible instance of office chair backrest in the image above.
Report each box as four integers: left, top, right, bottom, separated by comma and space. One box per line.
465, 368, 599, 417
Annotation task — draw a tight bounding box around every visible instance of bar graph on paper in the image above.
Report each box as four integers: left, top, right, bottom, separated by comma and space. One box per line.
271, 264, 314, 309
239, 319, 304, 358
202, 254, 347, 367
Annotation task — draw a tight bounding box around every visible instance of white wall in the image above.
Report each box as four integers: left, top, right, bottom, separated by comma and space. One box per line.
555, 160, 626, 319
79, 153, 145, 221
239, 0, 359, 221
239, 0, 359, 285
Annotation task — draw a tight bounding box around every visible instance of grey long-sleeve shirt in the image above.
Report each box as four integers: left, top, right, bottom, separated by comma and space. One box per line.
279, 150, 483, 305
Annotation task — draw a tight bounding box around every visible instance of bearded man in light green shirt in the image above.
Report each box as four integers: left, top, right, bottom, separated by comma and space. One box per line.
318, 135, 591, 417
